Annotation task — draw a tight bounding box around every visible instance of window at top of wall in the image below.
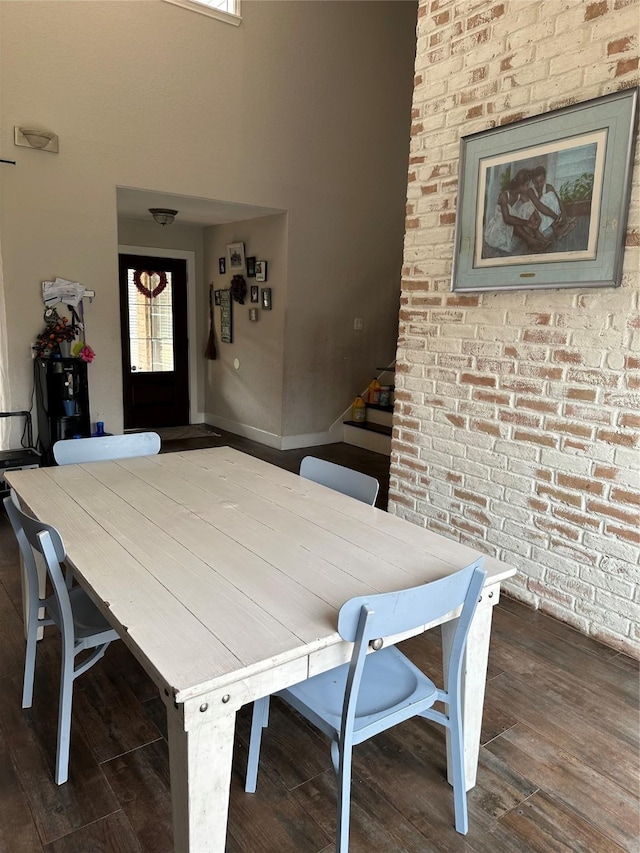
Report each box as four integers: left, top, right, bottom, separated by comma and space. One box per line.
163, 0, 241, 26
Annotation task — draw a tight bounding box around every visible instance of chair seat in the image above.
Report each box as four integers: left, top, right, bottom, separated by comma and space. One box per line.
280, 646, 438, 738
45, 586, 119, 644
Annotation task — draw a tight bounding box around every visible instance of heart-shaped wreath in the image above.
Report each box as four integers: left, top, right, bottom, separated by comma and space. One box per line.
133, 270, 168, 298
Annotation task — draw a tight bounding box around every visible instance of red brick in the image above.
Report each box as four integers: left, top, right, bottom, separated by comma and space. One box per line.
585, 1, 609, 20
454, 488, 487, 507
563, 439, 589, 452
619, 413, 640, 428
588, 499, 640, 525
499, 410, 541, 427
466, 507, 491, 526
546, 420, 592, 438
515, 430, 557, 448
529, 498, 549, 512
535, 517, 581, 541
467, 4, 504, 29
474, 390, 511, 405
536, 469, 553, 483
625, 355, 640, 369
446, 295, 480, 307
472, 419, 502, 437
516, 397, 558, 414
446, 414, 466, 428
439, 212, 456, 225
461, 373, 496, 387
557, 473, 604, 495
553, 350, 583, 364
567, 388, 597, 402
611, 487, 640, 507
523, 329, 568, 345
554, 507, 601, 529
405, 217, 420, 229
597, 428, 637, 447
537, 484, 582, 508
433, 10, 450, 24
451, 517, 484, 537
520, 365, 564, 380
616, 57, 639, 76
593, 465, 618, 480
605, 524, 640, 544
608, 36, 635, 55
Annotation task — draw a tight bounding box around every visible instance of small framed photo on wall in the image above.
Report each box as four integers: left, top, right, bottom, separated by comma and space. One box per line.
261, 287, 272, 310
250, 285, 259, 303
214, 289, 222, 306
249, 308, 259, 322
246, 256, 256, 277
255, 261, 268, 282
226, 242, 246, 272
218, 257, 226, 275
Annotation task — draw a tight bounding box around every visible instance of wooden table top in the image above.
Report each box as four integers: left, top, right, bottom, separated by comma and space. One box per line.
7, 447, 514, 704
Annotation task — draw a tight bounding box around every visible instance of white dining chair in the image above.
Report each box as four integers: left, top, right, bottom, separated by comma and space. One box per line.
53, 431, 161, 465
299, 456, 379, 506
245, 562, 487, 850
4, 493, 120, 785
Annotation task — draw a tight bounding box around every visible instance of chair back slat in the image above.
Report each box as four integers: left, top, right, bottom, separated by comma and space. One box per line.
337, 559, 485, 643
3, 495, 75, 645
53, 432, 161, 465
300, 456, 379, 505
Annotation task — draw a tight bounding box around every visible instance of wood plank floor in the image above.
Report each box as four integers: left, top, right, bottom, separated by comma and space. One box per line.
0, 433, 637, 852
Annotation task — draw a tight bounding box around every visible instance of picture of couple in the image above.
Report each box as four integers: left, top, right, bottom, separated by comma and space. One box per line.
475, 135, 603, 267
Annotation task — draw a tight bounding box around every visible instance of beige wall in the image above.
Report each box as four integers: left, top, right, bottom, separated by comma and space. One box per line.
392, 0, 639, 655
204, 215, 288, 442
0, 0, 416, 442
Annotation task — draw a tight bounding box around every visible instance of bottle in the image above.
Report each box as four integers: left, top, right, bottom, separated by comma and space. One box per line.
351, 396, 366, 422
92, 421, 113, 437
367, 378, 381, 405
379, 385, 391, 407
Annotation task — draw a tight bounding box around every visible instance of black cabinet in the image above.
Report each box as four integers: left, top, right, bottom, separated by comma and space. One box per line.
36, 357, 91, 464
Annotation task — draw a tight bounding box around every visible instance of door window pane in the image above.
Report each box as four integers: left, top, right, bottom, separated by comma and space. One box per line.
127, 269, 174, 373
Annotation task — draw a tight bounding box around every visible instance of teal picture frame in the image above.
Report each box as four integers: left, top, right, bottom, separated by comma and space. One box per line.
451, 89, 638, 292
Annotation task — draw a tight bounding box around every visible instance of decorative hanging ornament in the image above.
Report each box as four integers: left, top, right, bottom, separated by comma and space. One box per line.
133, 270, 168, 299
230, 274, 247, 304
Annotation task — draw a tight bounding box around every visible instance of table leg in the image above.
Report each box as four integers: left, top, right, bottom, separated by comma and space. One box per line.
164, 694, 236, 852
441, 589, 496, 791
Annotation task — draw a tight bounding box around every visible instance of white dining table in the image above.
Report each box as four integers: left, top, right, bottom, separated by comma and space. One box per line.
7, 446, 515, 852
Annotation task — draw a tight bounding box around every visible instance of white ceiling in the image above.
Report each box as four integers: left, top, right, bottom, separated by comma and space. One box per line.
116, 186, 285, 227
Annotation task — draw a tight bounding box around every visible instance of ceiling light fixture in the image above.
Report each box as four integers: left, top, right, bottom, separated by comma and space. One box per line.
149, 208, 178, 226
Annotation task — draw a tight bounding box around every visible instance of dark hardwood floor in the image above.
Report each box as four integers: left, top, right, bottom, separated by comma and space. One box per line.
0, 433, 637, 852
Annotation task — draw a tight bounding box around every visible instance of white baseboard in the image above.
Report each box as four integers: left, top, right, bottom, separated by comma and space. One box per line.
203, 412, 339, 451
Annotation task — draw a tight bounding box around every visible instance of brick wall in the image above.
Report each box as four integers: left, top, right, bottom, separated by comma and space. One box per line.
391, 0, 640, 656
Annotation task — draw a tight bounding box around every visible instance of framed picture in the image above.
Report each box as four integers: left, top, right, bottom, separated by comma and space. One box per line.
255, 260, 268, 282
250, 285, 259, 303
452, 89, 638, 292
219, 289, 233, 343
261, 287, 272, 310
218, 257, 226, 275
226, 242, 246, 272
249, 308, 259, 322
214, 289, 221, 306
246, 256, 256, 277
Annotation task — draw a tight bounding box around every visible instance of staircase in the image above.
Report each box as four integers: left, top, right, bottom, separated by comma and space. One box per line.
343, 368, 394, 456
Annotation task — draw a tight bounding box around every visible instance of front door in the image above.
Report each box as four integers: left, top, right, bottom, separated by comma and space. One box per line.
119, 253, 189, 429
